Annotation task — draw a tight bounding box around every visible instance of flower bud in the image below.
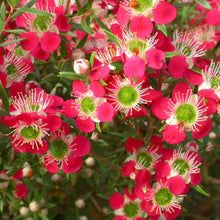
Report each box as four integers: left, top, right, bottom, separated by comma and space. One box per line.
79, 216, 88, 220
209, 132, 216, 139
75, 198, 85, 209
29, 201, 40, 212
85, 157, 95, 166
19, 207, 29, 216
51, 174, 62, 182
92, 0, 108, 18
73, 59, 90, 74
72, 48, 86, 60
22, 163, 33, 178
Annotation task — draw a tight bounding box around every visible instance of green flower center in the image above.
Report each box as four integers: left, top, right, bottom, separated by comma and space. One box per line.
211, 77, 220, 90
81, 97, 96, 115
127, 39, 147, 54
20, 126, 40, 140
30, 104, 40, 112
124, 202, 139, 218
6, 64, 17, 75
130, 0, 153, 12
117, 86, 139, 107
155, 188, 173, 206
136, 152, 153, 168
49, 139, 68, 159
33, 15, 51, 32
175, 103, 197, 124
173, 159, 190, 175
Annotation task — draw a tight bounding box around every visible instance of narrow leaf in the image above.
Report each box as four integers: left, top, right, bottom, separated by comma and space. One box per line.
157, 24, 167, 36
165, 51, 182, 58
14, 7, 53, 17
81, 18, 93, 34
0, 38, 26, 47
95, 17, 109, 31
7, 167, 21, 177
0, 2, 6, 35
58, 72, 87, 81
77, 33, 89, 48
195, 0, 212, 9
89, 52, 96, 68
7, 0, 21, 8
96, 123, 102, 133
191, 185, 210, 196
4, 29, 26, 34
0, 82, 9, 112
103, 29, 121, 47
11, 0, 38, 18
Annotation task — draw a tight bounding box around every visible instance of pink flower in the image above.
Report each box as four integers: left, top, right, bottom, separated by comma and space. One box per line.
155, 148, 201, 188
43, 123, 90, 174
1, 113, 51, 154
110, 188, 146, 219
124, 55, 146, 78
14, 183, 28, 199
151, 82, 212, 144
62, 80, 114, 133
140, 180, 182, 219
20, 32, 39, 51
146, 49, 166, 70
105, 75, 159, 116
40, 32, 61, 53
153, 1, 177, 24
129, 16, 153, 38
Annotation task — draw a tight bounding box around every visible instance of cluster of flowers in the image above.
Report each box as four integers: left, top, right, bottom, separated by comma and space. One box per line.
110, 137, 201, 219
0, 0, 220, 218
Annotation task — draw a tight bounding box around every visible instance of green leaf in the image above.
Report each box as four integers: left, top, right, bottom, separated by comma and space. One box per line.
95, 17, 109, 31
58, 72, 87, 81
110, 61, 124, 73
103, 29, 121, 47
72, 22, 87, 32
7, 167, 21, 177
61, 31, 76, 38
11, 0, 38, 18
75, 0, 82, 12
96, 123, 102, 133
191, 66, 203, 75
195, 0, 212, 9
191, 185, 210, 196
157, 24, 167, 36
89, 52, 96, 68
77, 33, 89, 48
165, 51, 182, 58
174, 2, 192, 8
99, 79, 107, 86
0, 38, 26, 47
0, 2, 6, 35
4, 29, 26, 34
13, 7, 53, 18
0, 82, 9, 112
0, 178, 9, 183
81, 17, 93, 34
8, 0, 21, 8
